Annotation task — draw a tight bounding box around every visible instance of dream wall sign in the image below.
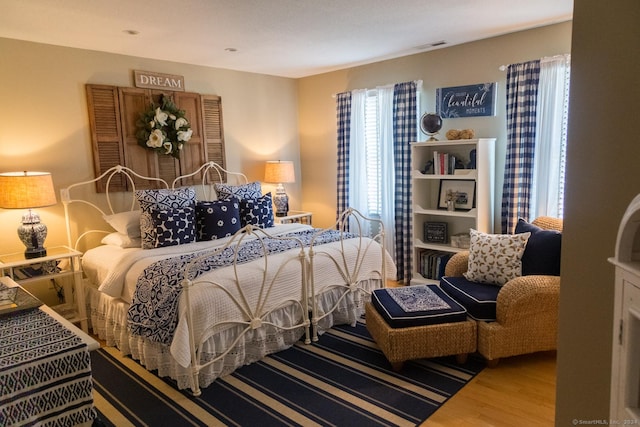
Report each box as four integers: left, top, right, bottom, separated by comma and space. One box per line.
134, 70, 185, 92
436, 82, 497, 118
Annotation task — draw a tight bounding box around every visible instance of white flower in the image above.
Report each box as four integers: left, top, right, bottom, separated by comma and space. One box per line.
163, 141, 173, 154
174, 117, 188, 130
149, 121, 155, 128
177, 129, 193, 142
146, 129, 164, 148
154, 108, 168, 126
178, 143, 184, 150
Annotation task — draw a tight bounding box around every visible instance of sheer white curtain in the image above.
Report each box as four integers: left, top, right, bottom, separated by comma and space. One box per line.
530, 54, 571, 219
348, 85, 396, 256
377, 85, 395, 258
349, 89, 369, 222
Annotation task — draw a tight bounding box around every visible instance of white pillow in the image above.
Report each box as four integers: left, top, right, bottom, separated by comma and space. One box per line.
463, 229, 531, 286
101, 232, 142, 248
103, 210, 142, 238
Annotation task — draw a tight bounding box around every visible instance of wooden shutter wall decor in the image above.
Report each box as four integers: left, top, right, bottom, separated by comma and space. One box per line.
86, 84, 226, 192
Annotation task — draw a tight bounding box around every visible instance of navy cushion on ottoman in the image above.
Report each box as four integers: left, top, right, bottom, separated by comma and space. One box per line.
440, 276, 500, 321
371, 284, 467, 328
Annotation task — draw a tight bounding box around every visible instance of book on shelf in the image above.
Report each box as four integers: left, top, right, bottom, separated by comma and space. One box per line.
432, 151, 459, 175
417, 249, 452, 281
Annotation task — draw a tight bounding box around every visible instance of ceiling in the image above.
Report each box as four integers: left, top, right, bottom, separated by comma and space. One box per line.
0, 0, 573, 78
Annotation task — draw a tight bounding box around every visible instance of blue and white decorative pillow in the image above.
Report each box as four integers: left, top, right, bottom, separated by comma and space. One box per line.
464, 229, 531, 286
136, 187, 196, 249
151, 207, 196, 248
195, 199, 241, 240
240, 192, 274, 228
214, 181, 262, 200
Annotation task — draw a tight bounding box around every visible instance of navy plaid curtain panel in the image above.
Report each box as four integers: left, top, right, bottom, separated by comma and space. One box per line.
336, 91, 352, 221
393, 81, 417, 282
335, 83, 417, 282
501, 60, 541, 234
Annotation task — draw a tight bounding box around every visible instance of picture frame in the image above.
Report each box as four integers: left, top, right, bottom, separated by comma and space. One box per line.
438, 180, 476, 210
424, 221, 448, 244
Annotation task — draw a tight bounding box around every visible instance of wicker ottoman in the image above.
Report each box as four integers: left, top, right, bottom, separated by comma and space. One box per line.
365, 286, 477, 371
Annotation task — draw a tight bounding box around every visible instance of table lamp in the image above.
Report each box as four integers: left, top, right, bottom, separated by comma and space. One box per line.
0, 171, 57, 258
264, 160, 295, 217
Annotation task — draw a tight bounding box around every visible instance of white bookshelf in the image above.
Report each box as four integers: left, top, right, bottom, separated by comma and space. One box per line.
410, 138, 495, 285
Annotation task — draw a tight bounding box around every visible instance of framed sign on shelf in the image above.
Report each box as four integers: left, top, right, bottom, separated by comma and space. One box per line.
424, 222, 448, 244
438, 180, 476, 210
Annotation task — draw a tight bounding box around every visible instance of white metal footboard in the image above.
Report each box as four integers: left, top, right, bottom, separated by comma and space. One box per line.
308, 208, 387, 342
180, 225, 309, 396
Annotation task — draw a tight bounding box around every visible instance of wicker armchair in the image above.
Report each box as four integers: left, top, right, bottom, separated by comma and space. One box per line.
444, 216, 562, 367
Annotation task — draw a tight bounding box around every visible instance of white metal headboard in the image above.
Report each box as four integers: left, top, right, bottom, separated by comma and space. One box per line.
171, 161, 248, 200
61, 162, 249, 251
61, 165, 170, 250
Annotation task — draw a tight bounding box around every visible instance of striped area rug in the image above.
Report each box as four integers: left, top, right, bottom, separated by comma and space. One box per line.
91, 319, 484, 426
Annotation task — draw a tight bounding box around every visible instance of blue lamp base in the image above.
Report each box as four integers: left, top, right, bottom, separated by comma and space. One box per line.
17, 210, 48, 259
273, 184, 289, 217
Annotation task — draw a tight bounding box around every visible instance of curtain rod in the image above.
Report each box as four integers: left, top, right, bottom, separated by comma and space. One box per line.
499, 53, 570, 71
331, 79, 423, 98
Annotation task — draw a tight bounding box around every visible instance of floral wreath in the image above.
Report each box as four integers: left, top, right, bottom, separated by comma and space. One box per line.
136, 95, 193, 158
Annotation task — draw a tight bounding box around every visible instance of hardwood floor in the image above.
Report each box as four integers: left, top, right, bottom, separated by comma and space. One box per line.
422, 350, 557, 427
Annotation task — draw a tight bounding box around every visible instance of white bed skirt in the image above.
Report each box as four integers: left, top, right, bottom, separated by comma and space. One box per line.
86, 280, 378, 390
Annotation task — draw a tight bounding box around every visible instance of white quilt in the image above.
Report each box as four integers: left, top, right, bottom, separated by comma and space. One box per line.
82, 223, 311, 302
82, 223, 396, 368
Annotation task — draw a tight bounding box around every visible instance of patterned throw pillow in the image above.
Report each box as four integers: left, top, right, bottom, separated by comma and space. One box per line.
136, 187, 196, 249
239, 192, 274, 228
214, 181, 262, 200
195, 199, 241, 241
463, 229, 531, 286
150, 207, 196, 248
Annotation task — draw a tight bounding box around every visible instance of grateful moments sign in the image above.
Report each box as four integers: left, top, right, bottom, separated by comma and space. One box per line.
436, 82, 496, 118
134, 70, 185, 92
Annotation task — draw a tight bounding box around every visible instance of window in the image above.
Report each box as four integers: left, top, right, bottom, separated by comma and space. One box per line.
363, 91, 381, 216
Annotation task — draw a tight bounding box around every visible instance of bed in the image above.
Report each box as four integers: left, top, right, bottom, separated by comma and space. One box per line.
62, 162, 396, 395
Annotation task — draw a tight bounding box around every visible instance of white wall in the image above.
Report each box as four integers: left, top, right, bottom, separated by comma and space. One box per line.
556, 0, 640, 422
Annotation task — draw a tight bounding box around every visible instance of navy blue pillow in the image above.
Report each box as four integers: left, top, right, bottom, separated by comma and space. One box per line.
240, 192, 274, 228
195, 199, 241, 241
151, 206, 196, 248
515, 218, 562, 276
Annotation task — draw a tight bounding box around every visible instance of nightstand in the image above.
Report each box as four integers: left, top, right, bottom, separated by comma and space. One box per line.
0, 246, 87, 332
276, 210, 313, 225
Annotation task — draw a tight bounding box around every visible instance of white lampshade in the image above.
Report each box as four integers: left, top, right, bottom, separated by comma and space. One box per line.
0, 171, 57, 209
264, 161, 295, 184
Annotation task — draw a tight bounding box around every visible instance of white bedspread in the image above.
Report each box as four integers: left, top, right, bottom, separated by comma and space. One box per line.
83, 222, 397, 378
82, 223, 311, 302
